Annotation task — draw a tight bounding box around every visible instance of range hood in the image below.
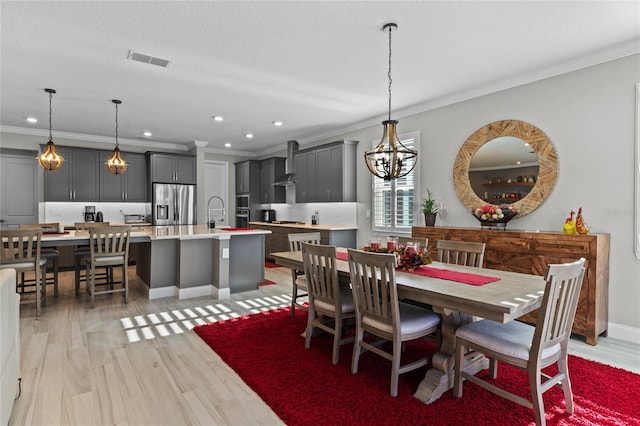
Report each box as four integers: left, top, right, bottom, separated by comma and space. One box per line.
272, 140, 298, 186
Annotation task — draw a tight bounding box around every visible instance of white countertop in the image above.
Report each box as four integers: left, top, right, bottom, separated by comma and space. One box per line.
41, 224, 270, 243
249, 221, 357, 231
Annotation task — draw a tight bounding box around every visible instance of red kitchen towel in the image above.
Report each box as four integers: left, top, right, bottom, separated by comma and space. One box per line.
404, 266, 499, 286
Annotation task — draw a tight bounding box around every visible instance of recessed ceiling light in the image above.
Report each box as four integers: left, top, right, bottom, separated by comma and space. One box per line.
26, 117, 38, 123
516, 161, 522, 165
224, 142, 231, 148
213, 116, 224, 122
143, 131, 152, 137
272, 121, 283, 126
245, 133, 254, 139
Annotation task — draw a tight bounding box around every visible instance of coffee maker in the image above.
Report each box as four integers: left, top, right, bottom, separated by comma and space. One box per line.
83, 205, 96, 222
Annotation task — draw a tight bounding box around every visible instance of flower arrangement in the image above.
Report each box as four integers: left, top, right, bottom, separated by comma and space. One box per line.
395, 245, 432, 272
472, 204, 518, 222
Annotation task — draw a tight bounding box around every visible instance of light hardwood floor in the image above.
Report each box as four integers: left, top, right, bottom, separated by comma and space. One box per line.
10, 266, 639, 425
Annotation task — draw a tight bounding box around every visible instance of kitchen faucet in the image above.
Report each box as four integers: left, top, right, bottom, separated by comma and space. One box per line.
207, 196, 225, 227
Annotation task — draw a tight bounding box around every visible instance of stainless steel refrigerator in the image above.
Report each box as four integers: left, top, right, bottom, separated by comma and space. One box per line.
152, 183, 196, 225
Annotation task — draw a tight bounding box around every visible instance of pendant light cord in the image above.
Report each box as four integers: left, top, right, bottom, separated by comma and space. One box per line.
387, 25, 393, 122
48, 90, 53, 141
115, 102, 119, 148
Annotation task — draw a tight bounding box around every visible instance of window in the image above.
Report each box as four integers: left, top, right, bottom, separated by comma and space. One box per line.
372, 131, 420, 234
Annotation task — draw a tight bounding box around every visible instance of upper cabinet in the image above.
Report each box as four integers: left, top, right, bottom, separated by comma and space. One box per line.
259, 157, 286, 203
99, 152, 147, 201
294, 140, 357, 203
235, 160, 260, 194
44, 147, 100, 202
44, 146, 149, 202
147, 152, 196, 184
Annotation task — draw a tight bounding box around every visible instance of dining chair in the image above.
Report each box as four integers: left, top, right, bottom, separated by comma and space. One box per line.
436, 239, 485, 268
347, 248, 441, 397
453, 258, 586, 426
301, 242, 355, 365
74, 222, 111, 296
1, 229, 47, 316
85, 226, 131, 308
18, 223, 61, 297
287, 232, 321, 316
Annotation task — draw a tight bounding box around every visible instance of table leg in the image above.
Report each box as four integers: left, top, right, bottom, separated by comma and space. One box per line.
413, 307, 489, 404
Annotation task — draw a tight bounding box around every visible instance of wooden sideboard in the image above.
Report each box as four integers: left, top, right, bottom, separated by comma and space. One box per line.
412, 226, 609, 345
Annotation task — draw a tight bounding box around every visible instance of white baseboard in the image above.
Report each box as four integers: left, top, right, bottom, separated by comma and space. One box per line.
212, 286, 231, 300
178, 285, 213, 300
148, 286, 178, 300
607, 322, 640, 344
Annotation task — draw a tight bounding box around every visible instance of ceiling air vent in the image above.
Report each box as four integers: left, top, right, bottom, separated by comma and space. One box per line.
127, 50, 171, 68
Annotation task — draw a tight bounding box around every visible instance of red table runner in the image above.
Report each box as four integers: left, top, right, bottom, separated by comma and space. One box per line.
335, 251, 498, 286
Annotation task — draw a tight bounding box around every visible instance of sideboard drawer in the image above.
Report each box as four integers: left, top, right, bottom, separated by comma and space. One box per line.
532, 238, 591, 256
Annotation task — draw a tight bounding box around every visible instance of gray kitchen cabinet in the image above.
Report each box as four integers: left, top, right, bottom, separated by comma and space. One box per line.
294, 140, 357, 203
100, 152, 147, 201
235, 160, 260, 194
259, 157, 286, 203
147, 153, 196, 184
294, 150, 317, 202
0, 150, 39, 228
44, 147, 100, 201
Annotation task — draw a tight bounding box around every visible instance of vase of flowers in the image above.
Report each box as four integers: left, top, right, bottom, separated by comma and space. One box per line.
395, 245, 433, 272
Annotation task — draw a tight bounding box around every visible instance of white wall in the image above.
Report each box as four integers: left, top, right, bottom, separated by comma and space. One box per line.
307, 54, 640, 339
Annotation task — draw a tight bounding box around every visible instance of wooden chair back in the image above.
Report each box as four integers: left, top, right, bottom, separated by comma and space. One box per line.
301, 242, 341, 315
396, 237, 429, 252
347, 249, 399, 338
88, 226, 131, 262
533, 258, 586, 357
288, 232, 321, 251
19, 223, 62, 233
1, 229, 42, 267
436, 240, 485, 268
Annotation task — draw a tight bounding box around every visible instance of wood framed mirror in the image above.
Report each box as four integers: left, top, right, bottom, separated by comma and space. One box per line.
453, 120, 559, 218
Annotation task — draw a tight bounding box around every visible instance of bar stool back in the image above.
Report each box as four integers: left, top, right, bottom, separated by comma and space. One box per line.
18, 223, 61, 297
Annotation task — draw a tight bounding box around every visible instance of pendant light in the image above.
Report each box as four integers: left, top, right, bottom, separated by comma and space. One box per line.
106, 99, 128, 175
37, 88, 65, 171
364, 23, 417, 181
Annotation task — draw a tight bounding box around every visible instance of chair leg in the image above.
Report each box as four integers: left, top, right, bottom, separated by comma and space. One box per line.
52, 255, 59, 297
123, 263, 129, 304
332, 315, 342, 365
304, 306, 315, 349
390, 338, 402, 397
454, 341, 464, 397
291, 279, 297, 316
75, 256, 81, 296
35, 266, 41, 317
529, 366, 546, 426
558, 354, 574, 414
41, 265, 47, 307
351, 322, 364, 374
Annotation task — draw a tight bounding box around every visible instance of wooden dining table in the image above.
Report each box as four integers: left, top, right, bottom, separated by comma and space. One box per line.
271, 248, 546, 404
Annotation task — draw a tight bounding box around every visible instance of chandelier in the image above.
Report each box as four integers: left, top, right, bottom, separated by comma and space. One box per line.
364, 23, 417, 181
37, 88, 65, 171
106, 99, 128, 175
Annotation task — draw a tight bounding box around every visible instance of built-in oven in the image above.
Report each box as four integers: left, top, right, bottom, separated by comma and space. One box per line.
236, 209, 250, 228
236, 195, 249, 209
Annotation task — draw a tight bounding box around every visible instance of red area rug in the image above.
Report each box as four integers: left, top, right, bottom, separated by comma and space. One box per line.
258, 279, 277, 287
264, 261, 281, 268
194, 309, 640, 425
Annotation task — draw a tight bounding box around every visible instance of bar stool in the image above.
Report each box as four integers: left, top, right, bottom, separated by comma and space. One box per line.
1, 229, 47, 316
18, 223, 61, 297
85, 226, 131, 308
73, 222, 111, 295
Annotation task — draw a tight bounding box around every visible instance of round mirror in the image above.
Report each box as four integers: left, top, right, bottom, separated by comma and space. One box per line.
453, 120, 558, 218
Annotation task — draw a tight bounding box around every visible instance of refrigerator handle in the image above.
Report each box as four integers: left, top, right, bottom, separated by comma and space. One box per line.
174, 188, 179, 222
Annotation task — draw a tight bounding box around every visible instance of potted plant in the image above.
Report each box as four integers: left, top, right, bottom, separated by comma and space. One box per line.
422, 189, 439, 226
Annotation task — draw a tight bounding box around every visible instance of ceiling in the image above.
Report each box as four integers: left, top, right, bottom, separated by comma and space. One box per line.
1, 1, 639, 157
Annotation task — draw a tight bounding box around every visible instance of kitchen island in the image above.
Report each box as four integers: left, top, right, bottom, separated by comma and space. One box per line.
42, 225, 271, 300
249, 221, 357, 260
